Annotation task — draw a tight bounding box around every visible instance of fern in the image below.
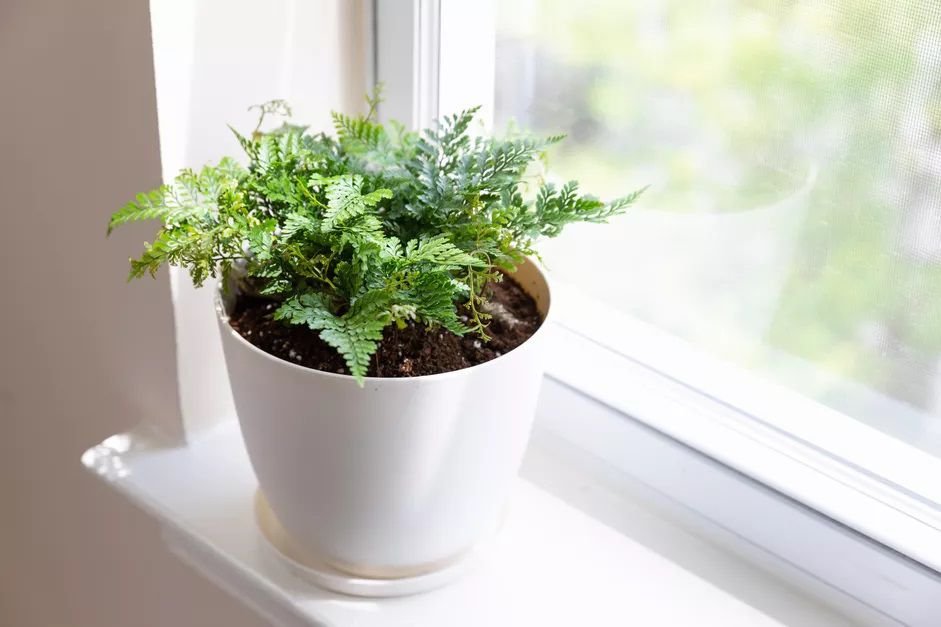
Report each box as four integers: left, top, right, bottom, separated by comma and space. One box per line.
407, 272, 468, 335
320, 175, 393, 232
110, 96, 645, 383
281, 211, 319, 239
332, 112, 385, 152
273, 292, 337, 330
318, 317, 387, 380
275, 290, 392, 380
109, 188, 172, 234
108, 157, 244, 234
405, 234, 483, 268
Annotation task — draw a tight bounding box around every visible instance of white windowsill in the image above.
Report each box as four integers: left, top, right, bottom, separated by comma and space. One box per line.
82, 407, 833, 626
539, 318, 941, 625
545, 279, 941, 575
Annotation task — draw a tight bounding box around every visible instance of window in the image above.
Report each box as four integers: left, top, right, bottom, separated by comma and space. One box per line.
495, 0, 941, 454
486, 2, 941, 492
376, 0, 941, 577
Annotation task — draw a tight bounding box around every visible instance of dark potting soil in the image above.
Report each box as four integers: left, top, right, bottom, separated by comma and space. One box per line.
228, 277, 542, 378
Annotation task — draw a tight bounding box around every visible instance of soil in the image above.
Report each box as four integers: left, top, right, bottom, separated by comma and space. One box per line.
228, 277, 542, 378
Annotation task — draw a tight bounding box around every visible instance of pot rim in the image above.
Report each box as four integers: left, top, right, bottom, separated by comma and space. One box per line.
214, 259, 552, 384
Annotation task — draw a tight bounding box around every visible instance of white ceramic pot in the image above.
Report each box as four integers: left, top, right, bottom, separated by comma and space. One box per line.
216, 259, 550, 578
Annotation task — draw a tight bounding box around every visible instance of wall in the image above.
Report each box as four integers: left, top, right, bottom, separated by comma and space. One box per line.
0, 0, 364, 624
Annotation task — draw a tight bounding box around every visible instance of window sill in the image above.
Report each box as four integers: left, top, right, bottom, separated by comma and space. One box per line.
84, 413, 801, 626
539, 318, 941, 626
547, 279, 941, 520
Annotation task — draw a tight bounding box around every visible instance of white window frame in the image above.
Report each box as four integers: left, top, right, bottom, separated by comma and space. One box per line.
374, 0, 941, 623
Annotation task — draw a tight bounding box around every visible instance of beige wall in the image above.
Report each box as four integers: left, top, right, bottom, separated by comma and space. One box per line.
0, 1, 262, 624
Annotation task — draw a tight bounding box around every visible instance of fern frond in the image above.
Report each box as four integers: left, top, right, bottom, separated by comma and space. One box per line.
430, 106, 480, 156
329, 289, 394, 380
274, 292, 336, 329
332, 111, 385, 151
318, 320, 385, 382
321, 175, 392, 232
509, 180, 646, 239
604, 185, 650, 214
108, 187, 170, 234
230, 125, 259, 160
111, 157, 244, 235
404, 234, 482, 268
276, 289, 391, 382
128, 227, 211, 284
281, 212, 319, 239
408, 272, 468, 335
333, 259, 363, 295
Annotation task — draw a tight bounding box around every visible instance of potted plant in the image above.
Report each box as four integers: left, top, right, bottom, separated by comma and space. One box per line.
108, 95, 644, 582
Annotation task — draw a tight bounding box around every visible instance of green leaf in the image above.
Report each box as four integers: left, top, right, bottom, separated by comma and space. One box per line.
329, 289, 394, 381
108, 188, 171, 234
604, 185, 649, 214
321, 175, 393, 232
274, 292, 335, 329
128, 228, 207, 283
318, 320, 385, 383
275, 289, 391, 383
110, 157, 245, 235
407, 272, 468, 335
333, 260, 363, 296
331, 111, 385, 152
405, 234, 483, 268
248, 219, 277, 262
281, 212, 319, 239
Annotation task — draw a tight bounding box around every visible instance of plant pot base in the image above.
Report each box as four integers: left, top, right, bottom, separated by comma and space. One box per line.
254, 490, 499, 597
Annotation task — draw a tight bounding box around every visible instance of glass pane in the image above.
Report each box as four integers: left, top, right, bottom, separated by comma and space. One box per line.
496, 0, 941, 453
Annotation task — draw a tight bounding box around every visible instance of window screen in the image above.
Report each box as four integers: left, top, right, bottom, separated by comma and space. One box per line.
495, 0, 941, 454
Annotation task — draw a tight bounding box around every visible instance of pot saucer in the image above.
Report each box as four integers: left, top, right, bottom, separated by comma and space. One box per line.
253, 490, 497, 597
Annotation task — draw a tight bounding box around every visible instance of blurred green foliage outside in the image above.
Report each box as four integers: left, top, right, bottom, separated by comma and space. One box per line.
496, 0, 941, 416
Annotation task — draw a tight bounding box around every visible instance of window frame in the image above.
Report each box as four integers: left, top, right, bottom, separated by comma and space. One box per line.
372, 0, 941, 599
